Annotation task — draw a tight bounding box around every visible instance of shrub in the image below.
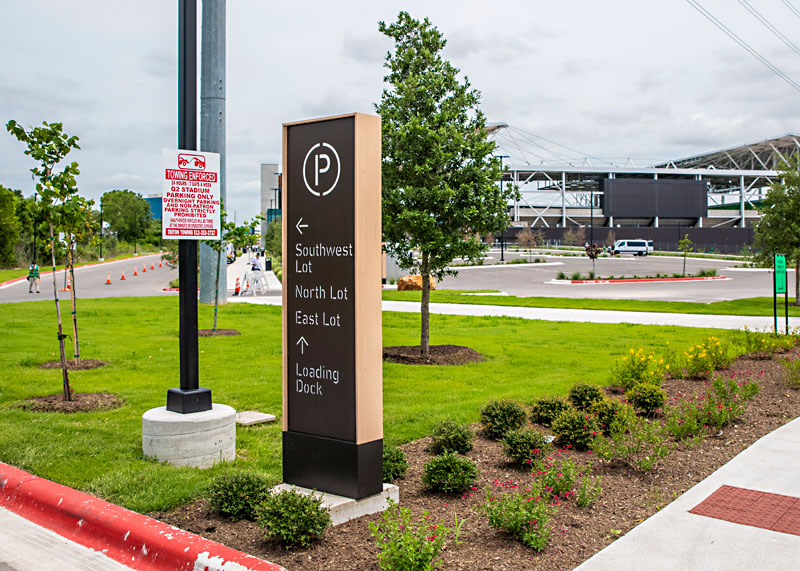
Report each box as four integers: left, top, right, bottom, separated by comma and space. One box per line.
551, 409, 600, 450
255, 488, 331, 549
428, 421, 473, 455
740, 327, 795, 359
697, 268, 717, 277
529, 395, 571, 427
782, 355, 800, 389
677, 337, 732, 379
556, 271, 566, 280
383, 445, 409, 482
591, 415, 671, 471
576, 472, 603, 508
701, 375, 760, 429
610, 348, 667, 391
568, 383, 604, 410
421, 452, 478, 495
206, 472, 273, 521
590, 399, 634, 435
627, 383, 666, 415
502, 428, 549, 467
570, 271, 582, 280
369, 501, 449, 571
530, 451, 580, 499
665, 396, 706, 441
479, 482, 556, 552
480, 399, 526, 439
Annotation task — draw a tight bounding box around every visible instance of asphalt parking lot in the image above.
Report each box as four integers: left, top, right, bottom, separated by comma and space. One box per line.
438, 250, 782, 303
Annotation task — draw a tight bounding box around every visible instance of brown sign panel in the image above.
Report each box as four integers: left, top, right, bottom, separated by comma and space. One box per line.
282, 113, 382, 499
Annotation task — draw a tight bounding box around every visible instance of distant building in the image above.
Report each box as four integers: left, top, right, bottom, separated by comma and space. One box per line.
260, 163, 281, 246
145, 194, 163, 220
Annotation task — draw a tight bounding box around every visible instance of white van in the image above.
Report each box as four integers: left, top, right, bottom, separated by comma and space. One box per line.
612, 239, 649, 256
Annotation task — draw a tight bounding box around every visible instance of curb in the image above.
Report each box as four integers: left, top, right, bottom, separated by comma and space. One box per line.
0, 463, 286, 571
555, 276, 729, 285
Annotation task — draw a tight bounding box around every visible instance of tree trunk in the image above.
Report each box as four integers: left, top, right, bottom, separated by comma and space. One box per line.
420, 253, 430, 358
795, 256, 799, 306
69, 245, 80, 364
49, 222, 71, 401
213, 246, 221, 331
683, 253, 687, 277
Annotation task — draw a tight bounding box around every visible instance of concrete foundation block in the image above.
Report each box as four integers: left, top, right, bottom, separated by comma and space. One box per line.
273, 483, 399, 526
142, 404, 236, 468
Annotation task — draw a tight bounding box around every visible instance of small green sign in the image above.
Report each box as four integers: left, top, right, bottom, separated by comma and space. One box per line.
775, 254, 787, 294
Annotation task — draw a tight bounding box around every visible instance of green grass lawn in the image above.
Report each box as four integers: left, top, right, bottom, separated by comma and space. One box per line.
383, 289, 800, 317
0, 297, 749, 513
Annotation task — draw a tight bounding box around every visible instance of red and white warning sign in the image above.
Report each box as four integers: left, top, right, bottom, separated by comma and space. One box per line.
162, 148, 221, 239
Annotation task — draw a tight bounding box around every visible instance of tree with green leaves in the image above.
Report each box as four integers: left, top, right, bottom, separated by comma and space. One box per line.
0, 185, 22, 267
376, 12, 518, 357
101, 189, 151, 251
7, 120, 81, 400
754, 153, 800, 305
679, 234, 693, 277
203, 209, 262, 331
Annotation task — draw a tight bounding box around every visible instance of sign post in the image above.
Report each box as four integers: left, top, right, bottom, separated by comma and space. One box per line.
774, 253, 788, 334
282, 113, 382, 499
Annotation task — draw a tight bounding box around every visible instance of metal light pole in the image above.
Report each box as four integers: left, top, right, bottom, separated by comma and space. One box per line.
99, 196, 103, 261
166, 0, 211, 414
498, 155, 509, 263
32, 191, 37, 264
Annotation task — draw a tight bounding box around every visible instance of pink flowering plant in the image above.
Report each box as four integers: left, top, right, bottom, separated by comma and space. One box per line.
479, 479, 556, 552
369, 501, 449, 571
591, 414, 671, 472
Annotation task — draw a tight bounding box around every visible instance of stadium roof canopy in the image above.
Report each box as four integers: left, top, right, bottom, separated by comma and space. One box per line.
653, 133, 800, 171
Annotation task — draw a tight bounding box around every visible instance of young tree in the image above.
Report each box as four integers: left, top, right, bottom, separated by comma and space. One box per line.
60, 195, 99, 363
0, 185, 22, 267
376, 12, 518, 356
679, 234, 693, 277
202, 210, 262, 331
101, 189, 151, 251
754, 153, 800, 304
7, 120, 81, 400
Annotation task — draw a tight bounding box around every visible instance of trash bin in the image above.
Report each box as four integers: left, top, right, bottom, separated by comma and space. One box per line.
264, 259, 272, 271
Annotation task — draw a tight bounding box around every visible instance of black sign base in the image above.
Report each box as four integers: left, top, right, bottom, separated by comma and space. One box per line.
283, 431, 382, 500
166, 387, 212, 414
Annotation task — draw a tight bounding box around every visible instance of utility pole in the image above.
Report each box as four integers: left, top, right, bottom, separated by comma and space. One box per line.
198, 0, 227, 304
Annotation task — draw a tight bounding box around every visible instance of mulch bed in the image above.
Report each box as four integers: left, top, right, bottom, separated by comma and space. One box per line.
151, 349, 800, 570
383, 344, 485, 365
38, 358, 107, 370
199, 329, 241, 337
21, 392, 123, 413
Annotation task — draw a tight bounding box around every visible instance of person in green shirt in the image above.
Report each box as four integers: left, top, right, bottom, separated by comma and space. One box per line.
27, 262, 40, 293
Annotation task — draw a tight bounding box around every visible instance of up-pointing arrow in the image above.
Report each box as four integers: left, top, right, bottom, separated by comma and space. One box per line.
296, 217, 309, 235
296, 336, 308, 354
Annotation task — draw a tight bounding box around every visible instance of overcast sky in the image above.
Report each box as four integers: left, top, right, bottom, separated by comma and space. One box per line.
2, 0, 799, 219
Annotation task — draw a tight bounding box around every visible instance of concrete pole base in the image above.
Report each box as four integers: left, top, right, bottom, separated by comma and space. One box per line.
142, 403, 236, 468
272, 483, 399, 526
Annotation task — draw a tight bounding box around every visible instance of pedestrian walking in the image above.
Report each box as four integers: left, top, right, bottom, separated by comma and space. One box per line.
27, 262, 40, 293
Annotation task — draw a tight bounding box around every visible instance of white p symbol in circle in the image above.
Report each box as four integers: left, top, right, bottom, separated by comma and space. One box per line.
303, 142, 340, 197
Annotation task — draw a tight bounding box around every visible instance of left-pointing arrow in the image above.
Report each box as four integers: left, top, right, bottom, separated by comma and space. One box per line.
296, 218, 309, 235
296, 336, 309, 354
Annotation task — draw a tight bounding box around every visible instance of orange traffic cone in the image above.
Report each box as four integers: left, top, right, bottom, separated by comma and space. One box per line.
234, 277, 240, 296
142, 265, 147, 273
151, 263, 154, 270
245, 279, 250, 293
133, 268, 138, 277
105, 273, 111, 286
66, 276, 71, 291
158, 261, 162, 268
121, 270, 125, 280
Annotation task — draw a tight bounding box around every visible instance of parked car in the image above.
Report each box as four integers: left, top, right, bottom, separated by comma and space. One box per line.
612, 239, 649, 256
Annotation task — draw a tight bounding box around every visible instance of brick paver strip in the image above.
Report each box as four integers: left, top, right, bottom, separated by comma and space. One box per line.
690, 485, 800, 536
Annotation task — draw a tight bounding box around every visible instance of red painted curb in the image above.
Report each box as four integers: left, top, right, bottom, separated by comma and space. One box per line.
570, 276, 728, 284
0, 463, 286, 571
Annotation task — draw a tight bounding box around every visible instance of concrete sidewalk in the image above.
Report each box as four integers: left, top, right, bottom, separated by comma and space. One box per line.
230, 296, 800, 331
575, 415, 800, 571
